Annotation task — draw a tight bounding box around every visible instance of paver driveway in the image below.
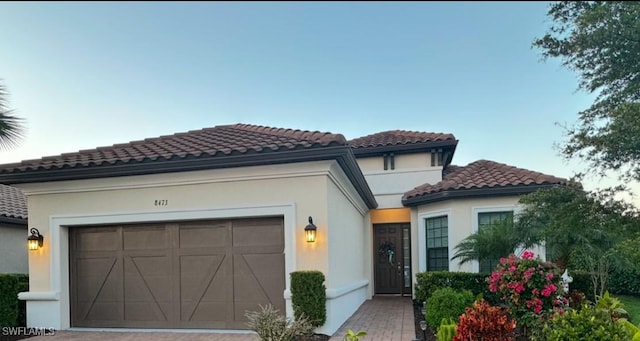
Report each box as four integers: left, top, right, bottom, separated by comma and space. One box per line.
27, 297, 414, 341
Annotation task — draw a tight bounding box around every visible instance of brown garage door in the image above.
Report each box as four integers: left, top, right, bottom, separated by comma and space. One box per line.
70, 218, 285, 329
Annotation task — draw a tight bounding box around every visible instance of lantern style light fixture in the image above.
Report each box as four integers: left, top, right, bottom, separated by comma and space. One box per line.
304, 216, 317, 243
27, 228, 44, 251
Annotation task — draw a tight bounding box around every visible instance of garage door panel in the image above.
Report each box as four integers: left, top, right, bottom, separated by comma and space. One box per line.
124, 256, 172, 322
179, 222, 230, 248
74, 228, 120, 252
85, 301, 121, 322
189, 302, 230, 322
123, 227, 168, 250
75, 257, 122, 323
71, 217, 284, 329
180, 254, 229, 321
234, 254, 286, 311
233, 245, 284, 254
233, 224, 284, 249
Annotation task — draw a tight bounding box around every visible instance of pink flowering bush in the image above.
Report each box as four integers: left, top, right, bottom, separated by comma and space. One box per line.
488, 251, 567, 333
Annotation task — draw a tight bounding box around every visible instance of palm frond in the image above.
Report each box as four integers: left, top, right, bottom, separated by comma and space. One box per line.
0, 81, 25, 150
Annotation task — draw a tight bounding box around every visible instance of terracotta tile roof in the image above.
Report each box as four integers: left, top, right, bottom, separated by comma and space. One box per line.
0, 123, 347, 173
348, 130, 456, 149
0, 184, 27, 222
402, 159, 571, 205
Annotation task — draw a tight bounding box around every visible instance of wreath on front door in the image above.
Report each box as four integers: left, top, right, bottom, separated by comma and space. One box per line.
378, 241, 395, 264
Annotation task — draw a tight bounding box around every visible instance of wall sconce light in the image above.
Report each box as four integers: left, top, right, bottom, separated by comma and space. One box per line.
304, 216, 317, 243
27, 228, 44, 251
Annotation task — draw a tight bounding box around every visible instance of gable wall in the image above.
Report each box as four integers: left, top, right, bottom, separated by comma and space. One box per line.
356, 153, 442, 208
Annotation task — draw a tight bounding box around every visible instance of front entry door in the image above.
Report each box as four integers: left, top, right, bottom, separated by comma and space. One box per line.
374, 223, 411, 295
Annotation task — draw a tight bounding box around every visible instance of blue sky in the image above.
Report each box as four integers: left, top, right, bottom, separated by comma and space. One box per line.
0, 2, 634, 201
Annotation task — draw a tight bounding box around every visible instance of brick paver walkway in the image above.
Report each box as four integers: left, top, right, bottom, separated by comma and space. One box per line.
330, 296, 415, 341
27, 330, 259, 341
27, 297, 414, 341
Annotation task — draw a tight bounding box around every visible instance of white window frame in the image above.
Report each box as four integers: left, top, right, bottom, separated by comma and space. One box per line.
418, 209, 452, 272
471, 205, 520, 273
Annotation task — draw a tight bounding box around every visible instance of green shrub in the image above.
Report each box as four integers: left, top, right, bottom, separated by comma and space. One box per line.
290, 271, 326, 328
570, 270, 597, 302
437, 318, 457, 341
609, 268, 640, 296
535, 305, 629, 341
245, 304, 313, 341
619, 318, 639, 338
414, 271, 495, 305
426, 287, 474, 330
16, 276, 28, 327
0, 274, 28, 327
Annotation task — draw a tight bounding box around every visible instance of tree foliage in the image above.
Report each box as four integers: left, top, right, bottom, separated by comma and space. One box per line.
0, 80, 24, 150
533, 2, 640, 181
515, 186, 640, 271
451, 218, 519, 267
452, 185, 640, 286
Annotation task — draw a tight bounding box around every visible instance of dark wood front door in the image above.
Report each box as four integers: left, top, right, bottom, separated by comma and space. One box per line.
70, 218, 284, 329
374, 223, 411, 295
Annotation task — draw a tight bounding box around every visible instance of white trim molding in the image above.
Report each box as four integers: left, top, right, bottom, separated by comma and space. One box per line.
24, 203, 296, 330
417, 209, 453, 273
18, 291, 59, 301
470, 204, 520, 273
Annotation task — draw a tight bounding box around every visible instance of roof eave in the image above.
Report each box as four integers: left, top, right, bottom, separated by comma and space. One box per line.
351, 140, 458, 158
0, 146, 378, 209
0, 216, 27, 226
402, 183, 562, 207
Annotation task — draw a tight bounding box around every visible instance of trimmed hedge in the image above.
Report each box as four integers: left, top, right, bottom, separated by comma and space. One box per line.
609, 268, 640, 297
425, 287, 474, 330
0, 274, 28, 327
415, 271, 497, 305
290, 270, 326, 328
560, 269, 640, 302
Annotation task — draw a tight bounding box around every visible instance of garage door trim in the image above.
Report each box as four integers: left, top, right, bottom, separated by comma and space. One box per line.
45, 204, 296, 330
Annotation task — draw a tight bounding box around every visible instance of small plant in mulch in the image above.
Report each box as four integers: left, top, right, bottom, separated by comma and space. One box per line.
343, 329, 367, 341
246, 304, 314, 341
453, 299, 516, 341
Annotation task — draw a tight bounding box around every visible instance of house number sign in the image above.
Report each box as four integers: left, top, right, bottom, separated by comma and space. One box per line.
154, 199, 169, 206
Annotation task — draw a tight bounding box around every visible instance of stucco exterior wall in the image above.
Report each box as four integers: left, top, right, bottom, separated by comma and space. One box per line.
412, 196, 524, 284
17, 160, 370, 332
356, 154, 431, 172
356, 154, 442, 209
0, 223, 28, 274
323, 165, 368, 335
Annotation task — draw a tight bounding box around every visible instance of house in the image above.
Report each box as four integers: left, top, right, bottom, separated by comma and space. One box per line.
0, 184, 28, 274
0, 123, 568, 334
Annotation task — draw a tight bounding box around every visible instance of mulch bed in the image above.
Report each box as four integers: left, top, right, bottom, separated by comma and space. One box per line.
412, 300, 436, 341
411, 300, 532, 341
298, 334, 331, 341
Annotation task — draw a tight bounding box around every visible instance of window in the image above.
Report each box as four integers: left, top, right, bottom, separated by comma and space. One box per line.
477, 211, 513, 273
430, 149, 443, 166
426, 216, 448, 271
383, 153, 395, 170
